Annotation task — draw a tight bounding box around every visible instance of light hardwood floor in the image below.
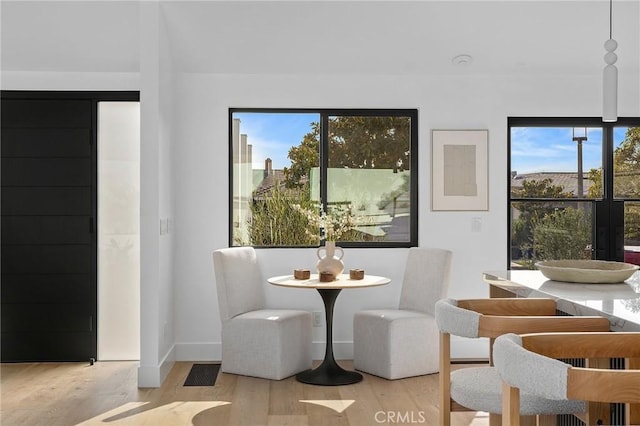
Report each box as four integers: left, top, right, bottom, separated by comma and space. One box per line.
1, 360, 489, 426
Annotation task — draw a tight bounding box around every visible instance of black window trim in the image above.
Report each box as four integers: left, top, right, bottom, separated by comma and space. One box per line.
507, 116, 640, 268
228, 107, 419, 248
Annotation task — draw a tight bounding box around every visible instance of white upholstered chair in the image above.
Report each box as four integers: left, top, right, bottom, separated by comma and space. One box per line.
435, 298, 611, 426
212, 246, 312, 380
494, 332, 640, 426
352, 247, 453, 379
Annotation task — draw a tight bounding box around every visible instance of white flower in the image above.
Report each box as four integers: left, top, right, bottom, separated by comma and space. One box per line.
292, 204, 356, 241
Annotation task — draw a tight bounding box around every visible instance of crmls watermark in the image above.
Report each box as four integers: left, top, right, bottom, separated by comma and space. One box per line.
374, 411, 427, 424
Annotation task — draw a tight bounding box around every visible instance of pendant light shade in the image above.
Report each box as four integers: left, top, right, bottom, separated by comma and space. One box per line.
603, 0, 618, 122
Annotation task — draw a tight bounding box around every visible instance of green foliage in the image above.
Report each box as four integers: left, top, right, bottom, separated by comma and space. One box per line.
283, 122, 320, 189
587, 127, 640, 241
247, 183, 372, 245
586, 168, 602, 198
532, 207, 592, 261
282, 116, 412, 188
248, 183, 317, 246
513, 178, 571, 199
587, 128, 640, 198
511, 179, 573, 266
612, 127, 640, 188
327, 116, 411, 170
625, 203, 640, 244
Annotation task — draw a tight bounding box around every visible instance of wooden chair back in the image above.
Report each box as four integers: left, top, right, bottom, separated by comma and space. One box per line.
498, 332, 640, 426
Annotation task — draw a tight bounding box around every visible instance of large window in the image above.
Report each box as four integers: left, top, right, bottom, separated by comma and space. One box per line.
509, 118, 640, 268
229, 109, 418, 248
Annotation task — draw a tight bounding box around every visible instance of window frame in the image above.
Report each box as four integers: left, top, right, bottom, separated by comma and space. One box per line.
507, 116, 640, 267
228, 107, 419, 248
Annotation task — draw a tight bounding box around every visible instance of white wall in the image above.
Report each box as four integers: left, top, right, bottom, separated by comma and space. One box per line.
171, 70, 639, 362
138, 1, 176, 387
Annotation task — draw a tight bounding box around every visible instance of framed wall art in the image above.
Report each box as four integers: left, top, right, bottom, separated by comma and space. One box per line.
431, 129, 488, 211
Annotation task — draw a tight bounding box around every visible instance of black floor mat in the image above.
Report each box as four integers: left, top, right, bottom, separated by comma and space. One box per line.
183, 363, 220, 386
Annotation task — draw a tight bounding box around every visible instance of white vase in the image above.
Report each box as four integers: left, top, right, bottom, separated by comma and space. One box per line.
316, 241, 344, 277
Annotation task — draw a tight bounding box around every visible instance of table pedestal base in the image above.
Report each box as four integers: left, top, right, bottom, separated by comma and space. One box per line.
296, 360, 363, 386
297, 287, 363, 386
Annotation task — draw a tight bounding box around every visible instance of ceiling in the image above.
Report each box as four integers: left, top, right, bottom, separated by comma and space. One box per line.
1, 1, 140, 73
2, 1, 639, 76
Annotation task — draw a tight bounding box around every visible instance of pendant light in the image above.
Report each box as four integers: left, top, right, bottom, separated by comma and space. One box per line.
603, 0, 618, 122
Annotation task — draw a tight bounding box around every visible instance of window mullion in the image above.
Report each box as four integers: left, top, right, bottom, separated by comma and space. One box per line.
604, 124, 615, 201
320, 113, 329, 218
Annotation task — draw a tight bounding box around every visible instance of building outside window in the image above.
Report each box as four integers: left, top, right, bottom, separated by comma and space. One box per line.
230, 109, 418, 248
509, 118, 640, 269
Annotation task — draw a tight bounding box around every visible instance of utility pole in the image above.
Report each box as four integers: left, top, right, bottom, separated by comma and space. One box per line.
572, 128, 588, 198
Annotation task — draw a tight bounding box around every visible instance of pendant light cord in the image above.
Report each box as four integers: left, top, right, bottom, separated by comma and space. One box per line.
609, 0, 613, 39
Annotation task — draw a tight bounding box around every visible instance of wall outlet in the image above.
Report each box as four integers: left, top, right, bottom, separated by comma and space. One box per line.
312, 311, 323, 327
471, 217, 482, 232
160, 218, 168, 235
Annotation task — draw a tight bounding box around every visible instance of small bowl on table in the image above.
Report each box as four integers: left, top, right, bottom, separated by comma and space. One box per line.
319, 272, 335, 282
349, 269, 365, 280
293, 269, 310, 280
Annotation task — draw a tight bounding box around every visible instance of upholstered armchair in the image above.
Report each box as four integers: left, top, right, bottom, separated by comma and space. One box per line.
213, 246, 312, 380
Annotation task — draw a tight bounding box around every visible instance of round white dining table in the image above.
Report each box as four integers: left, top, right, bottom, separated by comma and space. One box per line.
268, 273, 390, 385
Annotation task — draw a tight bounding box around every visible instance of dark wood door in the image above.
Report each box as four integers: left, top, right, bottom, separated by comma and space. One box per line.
1, 96, 97, 361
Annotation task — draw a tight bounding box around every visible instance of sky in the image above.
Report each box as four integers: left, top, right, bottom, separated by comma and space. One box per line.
511, 126, 629, 175
233, 112, 318, 170
233, 112, 632, 175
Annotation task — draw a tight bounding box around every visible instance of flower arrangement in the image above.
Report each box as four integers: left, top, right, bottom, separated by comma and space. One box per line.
292, 204, 356, 242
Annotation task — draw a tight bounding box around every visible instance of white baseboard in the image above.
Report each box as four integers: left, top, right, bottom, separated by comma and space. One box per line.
175, 342, 220, 361
321, 338, 488, 361
173, 341, 352, 362
137, 345, 176, 388
170, 338, 486, 366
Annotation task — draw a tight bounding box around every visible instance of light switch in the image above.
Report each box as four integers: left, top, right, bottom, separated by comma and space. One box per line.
471, 217, 482, 232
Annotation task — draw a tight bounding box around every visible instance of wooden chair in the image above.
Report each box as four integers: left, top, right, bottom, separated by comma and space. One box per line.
494, 332, 640, 426
435, 298, 611, 426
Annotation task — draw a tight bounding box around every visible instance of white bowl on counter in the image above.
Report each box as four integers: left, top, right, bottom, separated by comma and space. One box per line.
535, 259, 639, 284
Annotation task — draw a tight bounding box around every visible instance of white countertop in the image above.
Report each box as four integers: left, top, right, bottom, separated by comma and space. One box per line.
483, 270, 640, 332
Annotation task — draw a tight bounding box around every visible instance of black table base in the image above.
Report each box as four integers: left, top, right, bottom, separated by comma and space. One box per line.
297, 288, 363, 386
296, 363, 362, 385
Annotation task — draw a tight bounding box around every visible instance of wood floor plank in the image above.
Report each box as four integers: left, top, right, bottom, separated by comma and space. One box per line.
399, 373, 442, 423
301, 383, 349, 426
228, 375, 271, 426
1, 361, 491, 426
339, 371, 383, 425
268, 375, 307, 416
267, 414, 309, 426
